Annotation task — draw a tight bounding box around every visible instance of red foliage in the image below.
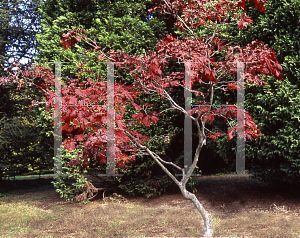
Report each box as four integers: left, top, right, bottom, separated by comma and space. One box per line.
61, 29, 86, 50
207, 132, 224, 139
249, 0, 267, 12
148, 0, 266, 31
238, 14, 254, 29
23, 67, 154, 171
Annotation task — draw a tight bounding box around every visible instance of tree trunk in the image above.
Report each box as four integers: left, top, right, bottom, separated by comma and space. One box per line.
179, 185, 213, 237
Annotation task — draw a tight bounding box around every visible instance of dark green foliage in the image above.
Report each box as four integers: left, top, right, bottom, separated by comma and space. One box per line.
199, 134, 237, 175
246, 77, 300, 186
35, 0, 172, 78
0, 0, 54, 179
236, 0, 300, 186
201, 0, 300, 184
114, 91, 181, 198
113, 85, 201, 197
117, 158, 172, 198
0, 83, 54, 180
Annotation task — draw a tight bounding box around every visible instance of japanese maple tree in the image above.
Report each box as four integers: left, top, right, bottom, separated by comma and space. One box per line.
1, 0, 283, 236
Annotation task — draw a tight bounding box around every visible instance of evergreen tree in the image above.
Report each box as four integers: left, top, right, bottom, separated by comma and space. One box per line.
0, 0, 41, 71
0, 0, 54, 180
202, 0, 300, 185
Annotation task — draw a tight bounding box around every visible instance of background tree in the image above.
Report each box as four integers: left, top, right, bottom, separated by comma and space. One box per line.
0, 0, 54, 180
246, 77, 300, 187
241, 0, 300, 187
202, 0, 300, 185
0, 0, 41, 71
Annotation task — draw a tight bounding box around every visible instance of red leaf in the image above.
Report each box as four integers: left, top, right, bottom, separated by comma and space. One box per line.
75, 88, 84, 97
132, 113, 144, 121
207, 132, 224, 139
192, 105, 210, 116
64, 139, 76, 151
62, 41, 70, 50
75, 35, 81, 42
194, 91, 204, 96
98, 53, 105, 61
76, 134, 85, 142
100, 115, 107, 124
227, 128, 236, 140
148, 61, 162, 78
118, 106, 126, 115
238, 14, 253, 29
237, 0, 246, 10
131, 101, 141, 111
143, 115, 151, 127
149, 113, 159, 124
249, 0, 266, 12
228, 82, 238, 90
206, 113, 215, 123
170, 80, 180, 86
116, 119, 127, 130
62, 123, 74, 133
201, 68, 216, 83
161, 34, 176, 43
68, 96, 77, 105
148, 5, 160, 13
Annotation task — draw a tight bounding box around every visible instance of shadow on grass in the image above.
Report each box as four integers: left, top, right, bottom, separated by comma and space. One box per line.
0, 178, 55, 196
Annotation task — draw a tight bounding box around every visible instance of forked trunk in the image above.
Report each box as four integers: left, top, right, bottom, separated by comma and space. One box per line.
179, 185, 213, 237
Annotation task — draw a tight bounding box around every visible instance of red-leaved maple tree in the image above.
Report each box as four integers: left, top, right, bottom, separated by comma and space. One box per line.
1, 0, 283, 236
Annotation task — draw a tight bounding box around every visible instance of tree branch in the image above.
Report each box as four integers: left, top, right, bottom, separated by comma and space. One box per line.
162, 0, 199, 41
121, 129, 182, 187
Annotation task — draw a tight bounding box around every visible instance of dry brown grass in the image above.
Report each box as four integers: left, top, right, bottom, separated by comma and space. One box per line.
0, 175, 299, 237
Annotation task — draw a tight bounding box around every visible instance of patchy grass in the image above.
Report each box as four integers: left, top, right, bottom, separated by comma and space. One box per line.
0, 175, 299, 237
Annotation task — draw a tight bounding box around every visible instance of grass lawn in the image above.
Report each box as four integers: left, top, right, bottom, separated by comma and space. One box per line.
0, 175, 299, 237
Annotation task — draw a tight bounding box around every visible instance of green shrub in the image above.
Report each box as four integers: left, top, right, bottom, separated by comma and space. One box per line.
246, 77, 300, 186
51, 147, 89, 201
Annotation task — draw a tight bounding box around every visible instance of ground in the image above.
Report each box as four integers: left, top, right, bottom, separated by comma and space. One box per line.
0, 174, 299, 237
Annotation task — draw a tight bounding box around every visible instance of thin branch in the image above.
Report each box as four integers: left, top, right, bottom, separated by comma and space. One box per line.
162, 89, 187, 115
219, 114, 235, 128
145, 133, 170, 144
204, 127, 219, 134
162, 0, 198, 41
158, 107, 177, 114
151, 151, 184, 172
121, 129, 182, 187
182, 116, 204, 185
216, 80, 237, 84
82, 37, 115, 61
206, 21, 218, 44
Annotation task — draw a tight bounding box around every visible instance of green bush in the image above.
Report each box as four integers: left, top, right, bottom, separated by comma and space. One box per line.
202, 0, 300, 185
51, 147, 89, 201
245, 77, 300, 186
